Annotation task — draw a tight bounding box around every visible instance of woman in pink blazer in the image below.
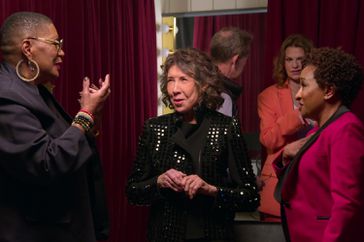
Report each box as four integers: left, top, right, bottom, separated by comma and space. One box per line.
258, 35, 314, 220
274, 47, 364, 242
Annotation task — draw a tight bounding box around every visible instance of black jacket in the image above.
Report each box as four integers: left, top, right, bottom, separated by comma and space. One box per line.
126, 109, 259, 242
0, 62, 109, 242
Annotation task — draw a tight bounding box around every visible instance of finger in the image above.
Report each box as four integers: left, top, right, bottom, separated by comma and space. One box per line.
171, 175, 185, 190
164, 172, 182, 189
91, 83, 99, 90
167, 169, 185, 182
89, 88, 97, 93
102, 88, 111, 99
82, 77, 90, 93
98, 82, 111, 98
100, 74, 110, 89
188, 179, 201, 198
180, 176, 186, 186
164, 176, 182, 191
104, 74, 110, 84
183, 176, 194, 192
166, 169, 187, 190
160, 175, 172, 188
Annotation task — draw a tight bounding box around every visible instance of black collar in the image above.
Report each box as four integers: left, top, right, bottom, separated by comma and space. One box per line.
221, 76, 242, 101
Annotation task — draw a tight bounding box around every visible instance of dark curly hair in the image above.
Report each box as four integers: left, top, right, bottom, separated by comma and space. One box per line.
160, 48, 224, 111
273, 34, 313, 87
304, 47, 363, 107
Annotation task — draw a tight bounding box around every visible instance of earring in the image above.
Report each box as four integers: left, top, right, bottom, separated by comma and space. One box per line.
28, 60, 35, 72
16, 59, 40, 82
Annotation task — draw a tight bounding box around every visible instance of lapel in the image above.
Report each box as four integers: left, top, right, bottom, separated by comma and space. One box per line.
171, 116, 210, 163
170, 128, 190, 152
38, 84, 72, 123
274, 106, 350, 202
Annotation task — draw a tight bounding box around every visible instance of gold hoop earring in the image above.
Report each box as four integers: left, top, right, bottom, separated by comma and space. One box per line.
15, 59, 40, 82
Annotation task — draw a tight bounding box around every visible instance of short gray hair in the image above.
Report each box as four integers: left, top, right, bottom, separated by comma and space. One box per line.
0, 11, 52, 55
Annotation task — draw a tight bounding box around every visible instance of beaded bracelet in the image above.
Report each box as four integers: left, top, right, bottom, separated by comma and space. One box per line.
77, 111, 94, 123
72, 111, 94, 133
79, 109, 95, 120
72, 116, 93, 132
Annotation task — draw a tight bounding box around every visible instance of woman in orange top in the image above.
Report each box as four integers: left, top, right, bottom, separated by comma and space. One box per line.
257, 34, 314, 221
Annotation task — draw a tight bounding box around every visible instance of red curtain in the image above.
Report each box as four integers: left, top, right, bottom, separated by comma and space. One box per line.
194, 13, 267, 132
264, 0, 364, 121
0, 1, 156, 242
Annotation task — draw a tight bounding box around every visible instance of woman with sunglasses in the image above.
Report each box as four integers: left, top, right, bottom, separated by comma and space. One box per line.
0, 12, 110, 242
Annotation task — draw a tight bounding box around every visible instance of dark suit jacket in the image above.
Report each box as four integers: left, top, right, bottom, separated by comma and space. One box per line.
126, 108, 259, 242
0, 62, 109, 242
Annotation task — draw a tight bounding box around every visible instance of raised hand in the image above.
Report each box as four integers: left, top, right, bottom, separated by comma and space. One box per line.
79, 74, 111, 116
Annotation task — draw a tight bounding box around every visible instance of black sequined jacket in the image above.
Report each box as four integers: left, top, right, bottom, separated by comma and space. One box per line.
126, 109, 259, 242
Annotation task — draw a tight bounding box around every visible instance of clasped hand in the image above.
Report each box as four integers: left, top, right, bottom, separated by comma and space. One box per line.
282, 133, 313, 166
157, 169, 217, 199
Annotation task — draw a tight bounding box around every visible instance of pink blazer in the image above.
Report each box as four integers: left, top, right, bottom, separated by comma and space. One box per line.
275, 112, 364, 242
257, 83, 307, 217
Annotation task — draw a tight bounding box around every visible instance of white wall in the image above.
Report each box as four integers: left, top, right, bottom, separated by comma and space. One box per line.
162, 0, 267, 16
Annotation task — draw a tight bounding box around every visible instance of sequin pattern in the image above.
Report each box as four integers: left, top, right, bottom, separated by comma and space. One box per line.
126, 110, 260, 242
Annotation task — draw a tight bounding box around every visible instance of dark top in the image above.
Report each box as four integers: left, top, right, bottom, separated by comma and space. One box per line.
180, 122, 204, 239
0, 62, 109, 242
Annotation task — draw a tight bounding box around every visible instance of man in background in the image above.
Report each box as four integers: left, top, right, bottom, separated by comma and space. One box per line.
210, 27, 253, 117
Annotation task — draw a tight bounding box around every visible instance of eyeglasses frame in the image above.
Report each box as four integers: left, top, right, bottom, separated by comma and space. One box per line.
27, 37, 63, 52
